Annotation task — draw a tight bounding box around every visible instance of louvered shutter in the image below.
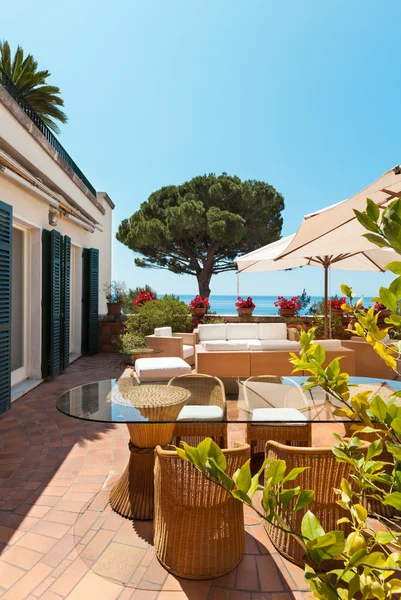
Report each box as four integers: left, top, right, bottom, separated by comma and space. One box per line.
41, 229, 51, 378
82, 248, 99, 354
0, 201, 12, 414
50, 230, 62, 376
62, 236, 71, 369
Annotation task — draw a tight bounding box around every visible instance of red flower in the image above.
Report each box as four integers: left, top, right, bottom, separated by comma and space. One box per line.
327, 297, 346, 310
274, 296, 301, 310
133, 289, 157, 306
235, 296, 256, 309
373, 302, 386, 312
189, 295, 210, 309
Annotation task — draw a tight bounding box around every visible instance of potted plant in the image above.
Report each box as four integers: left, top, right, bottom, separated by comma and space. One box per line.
103, 281, 127, 316
133, 289, 157, 307
235, 296, 256, 317
189, 295, 210, 316
327, 296, 346, 317
274, 296, 301, 318
373, 301, 392, 322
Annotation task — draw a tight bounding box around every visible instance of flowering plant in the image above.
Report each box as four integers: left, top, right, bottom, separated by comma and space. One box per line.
274, 296, 301, 311
133, 289, 157, 307
327, 296, 346, 310
189, 295, 210, 309
373, 301, 387, 312
235, 296, 255, 309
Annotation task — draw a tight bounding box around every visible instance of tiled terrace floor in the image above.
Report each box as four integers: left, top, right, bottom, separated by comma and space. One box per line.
0, 355, 343, 600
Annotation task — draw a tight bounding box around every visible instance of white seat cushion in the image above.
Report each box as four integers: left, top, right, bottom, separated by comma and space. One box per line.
252, 408, 307, 422
260, 339, 300, 351
135, 357, 191, 381
154, 326, 172, 337
202, 340, 248, 351
176, 405, 224, 421
226, 323, 259, 340
259, 323, 287, 340
198, 324, 227, 341
247, 339, 263, 351
183, 344, 194, 359
313, 339, 342, 350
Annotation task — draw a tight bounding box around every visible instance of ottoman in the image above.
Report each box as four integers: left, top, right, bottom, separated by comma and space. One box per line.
135, 357, 192, 382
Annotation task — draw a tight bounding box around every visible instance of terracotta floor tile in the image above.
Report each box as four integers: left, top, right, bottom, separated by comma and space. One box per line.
43, 509, 77, 526
0, 524, 25, 545
232, 592, 252, 600
0, 545, 43, 570
2, 562, 53, 600
41, 534, 77, 568
0, 560, 25, 589
14, 504, 51, 518
2, 513, 40, 531
236, 555, 260, 591
30, 520, 71, 539
31, 574, 55, 597
209, 588, 232, 600
65, 569, 123, 600
73, 510, 98, 537
50, 557, 89, 596
140, 555, 169, 586
256, 555, 285, 592
80, 528, 115, 562
93, 542, 144, 583
14, 531, 58, 553
40, 591, 63, 600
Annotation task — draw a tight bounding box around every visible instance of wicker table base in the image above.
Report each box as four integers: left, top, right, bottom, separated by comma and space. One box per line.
110, 422, 177, 520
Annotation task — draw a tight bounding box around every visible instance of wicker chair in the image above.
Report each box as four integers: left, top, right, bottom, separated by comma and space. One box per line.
264, 440, 368, 568
244, 376, 312, 456
154, 443, 250, 579
168, 374, 228, 448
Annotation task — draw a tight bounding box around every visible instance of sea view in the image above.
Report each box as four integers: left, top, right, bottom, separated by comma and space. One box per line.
178, 294, 375, 315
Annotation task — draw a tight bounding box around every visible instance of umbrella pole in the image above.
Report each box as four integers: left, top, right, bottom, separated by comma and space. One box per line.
236, 273, 240, 296
324, 261, 329, 339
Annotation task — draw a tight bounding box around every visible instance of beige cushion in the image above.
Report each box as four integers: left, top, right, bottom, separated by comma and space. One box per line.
135, 357, 191, 381
183, 344, 194, 359
202, 340, 248, 351
177, 405, 223, 421
252, 408, 307, 422
226, 323, 259, 340
247, 339, 263, 350
260, 339, 300, 351
313, 339, 342, 350
259, 323, 287, 340
198, 324, 227, 341
154, 327, 172, 337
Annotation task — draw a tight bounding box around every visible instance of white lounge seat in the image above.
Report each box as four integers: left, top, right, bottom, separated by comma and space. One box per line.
135, 357, 191, 382
251, 408, 307, 422
176, 405, 224, 421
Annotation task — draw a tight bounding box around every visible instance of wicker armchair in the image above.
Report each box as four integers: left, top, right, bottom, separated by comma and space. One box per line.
264, 441, 368, 568
154, 443, 250, 579
244, 376, 312, 456
168, 374, 228, 448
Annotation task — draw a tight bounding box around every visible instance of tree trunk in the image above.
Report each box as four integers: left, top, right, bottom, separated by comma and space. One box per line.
197, 271, 211, 298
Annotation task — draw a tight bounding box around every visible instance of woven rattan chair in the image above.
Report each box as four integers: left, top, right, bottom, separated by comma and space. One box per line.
168, 374, 228, 448
154, 443, 250, 579
264, 440, 368, 568
244, 376, 312, 456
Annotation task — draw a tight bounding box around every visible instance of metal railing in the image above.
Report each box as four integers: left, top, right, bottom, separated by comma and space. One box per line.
0, 67, 96, 197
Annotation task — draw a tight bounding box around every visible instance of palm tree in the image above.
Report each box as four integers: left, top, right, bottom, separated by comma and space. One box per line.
0, 40, 67, 134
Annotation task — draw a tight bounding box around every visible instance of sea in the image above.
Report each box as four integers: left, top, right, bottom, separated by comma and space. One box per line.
177, 295, 375, 316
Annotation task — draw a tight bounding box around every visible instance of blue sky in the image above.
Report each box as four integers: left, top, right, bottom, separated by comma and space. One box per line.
2, 0, 399, 297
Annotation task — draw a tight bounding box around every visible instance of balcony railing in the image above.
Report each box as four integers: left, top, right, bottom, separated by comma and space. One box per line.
0, 67, 96, 197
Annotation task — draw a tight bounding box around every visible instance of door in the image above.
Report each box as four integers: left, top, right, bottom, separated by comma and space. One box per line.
0, 200, 12, 414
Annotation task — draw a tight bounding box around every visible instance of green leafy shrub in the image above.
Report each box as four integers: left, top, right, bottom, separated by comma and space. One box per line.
119, 331, 146, 352
123, 294, 191, 340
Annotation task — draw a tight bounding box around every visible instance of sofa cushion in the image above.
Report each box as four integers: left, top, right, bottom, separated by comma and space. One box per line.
154, 326, 172, 337
202, 340, 248, 351
251, 407, 307, 422
312, 339, 342, 350
135, 357, 191, 381
226, 323, 259, 340
260, 339, 300, 351
177, 405, 223, 421
259, 323, 287, 340
183, 344, 194, 359
198, 324, 227, 341
247, 339, 263, 351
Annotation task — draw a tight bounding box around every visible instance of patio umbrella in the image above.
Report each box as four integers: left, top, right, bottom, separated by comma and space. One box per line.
236, 234, 400, 338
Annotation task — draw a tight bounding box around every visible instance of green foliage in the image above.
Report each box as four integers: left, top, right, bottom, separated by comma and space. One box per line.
312, 314, 346, 339
123, 294, 191, 340
0, 40, 67, 133
103, 280, 127, 303
116, 173, 284, 296
297, 289, 311, 313
119, 331, 146, 352
309, 294, 343, 315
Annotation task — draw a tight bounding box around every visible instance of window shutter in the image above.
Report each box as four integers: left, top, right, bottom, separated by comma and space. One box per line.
41, 229, 51, 378
0, 200, 12, 414
50, 230, 62, 377
82, 248, 99, 354
62, 236, 71, 370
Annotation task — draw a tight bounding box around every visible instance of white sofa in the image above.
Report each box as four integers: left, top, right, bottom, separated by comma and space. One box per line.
196, 323, 301, 352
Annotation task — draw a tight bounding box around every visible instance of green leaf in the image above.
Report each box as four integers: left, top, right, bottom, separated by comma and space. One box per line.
383, 492, 401, 510
385, 261, 401, 275
231, 488, 254, 507
369, 395, 388, 421
389, 276, 401, 300
180, 443, 202, 469
353, 503, 368, 523
391, 417, 401, 436
378, 286, 397, 312
265, 460, 286, 485
341, 284, 353, 298
293, 489, 314, 511
301, 510, 325, 540
376, 531, 400, 544
281, 467, 307, 485
366, 198, 380, 222
354, 209, 381, 233
386, 442, 401, 460
248, 459, 267, 497
362, 233, 391, 248
279, 486, 300, 506
307, 531, 345, 560
205, 457, 232, 490
367, 438, 383, 461
233, 460, 252, 493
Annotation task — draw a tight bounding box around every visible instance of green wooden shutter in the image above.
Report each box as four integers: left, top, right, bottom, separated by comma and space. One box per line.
0, 200, 12, 414
82, 248, 99, 354
41, 229, 51, 378
62, 236, 71, 370
50, 230, 62, 376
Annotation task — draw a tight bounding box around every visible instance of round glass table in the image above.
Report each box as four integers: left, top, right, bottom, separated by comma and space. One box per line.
119, 347, 162, 366
56, 375, 401, 520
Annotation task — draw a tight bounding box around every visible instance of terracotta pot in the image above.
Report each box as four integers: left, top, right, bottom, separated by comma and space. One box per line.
330, 309, 344, 318
107, 302, 122, 316
190, 307, 207, 317
279, 309, 296, 318
237, 308, 254, 317
378, 309, 392, 321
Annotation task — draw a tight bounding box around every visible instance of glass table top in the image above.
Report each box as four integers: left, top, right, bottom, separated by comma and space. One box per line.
55, 375, 401, 424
